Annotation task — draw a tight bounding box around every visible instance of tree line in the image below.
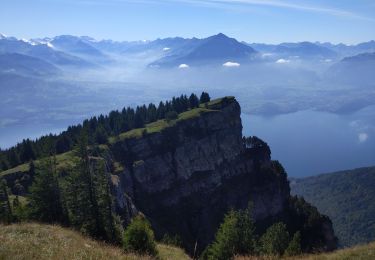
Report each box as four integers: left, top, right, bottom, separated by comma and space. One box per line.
0, 134, 121, 242
0, 92, 211, 171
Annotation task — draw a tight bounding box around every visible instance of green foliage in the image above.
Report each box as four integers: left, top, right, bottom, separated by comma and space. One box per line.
259, 222, 290, 256
11, 195, 29, 221
284, 231, 302, 256
63, 133, 121, 242
123, 215, 158, 256
291, 166, 375, 247
28, 155, 64, 223
199, 92, 211, 104
0, 179, 13, 224
0, 92, 210, 170
165, 111, 178, 121
204, 207, 257, 260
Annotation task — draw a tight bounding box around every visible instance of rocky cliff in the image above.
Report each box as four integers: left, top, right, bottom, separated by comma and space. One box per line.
107, 97, 337, 253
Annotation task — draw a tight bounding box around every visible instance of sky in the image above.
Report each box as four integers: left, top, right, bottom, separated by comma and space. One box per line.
1, 0, 375, 44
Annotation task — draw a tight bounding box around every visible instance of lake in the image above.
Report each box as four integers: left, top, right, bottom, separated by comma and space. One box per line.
1, 106, 374, 177
242, 106, 375, 177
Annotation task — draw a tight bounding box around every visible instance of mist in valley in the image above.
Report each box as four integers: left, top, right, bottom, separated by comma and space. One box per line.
1, 34, 375, 176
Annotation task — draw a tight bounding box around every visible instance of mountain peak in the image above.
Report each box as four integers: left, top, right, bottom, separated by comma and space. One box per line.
209, 33, 230, 40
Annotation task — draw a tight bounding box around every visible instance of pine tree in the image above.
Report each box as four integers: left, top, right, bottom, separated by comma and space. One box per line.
284, 231, 302, 256
189, 93, 199, 108
93, 159, 118, 242
260, 222, 290, 256
205, 205, 257, 260
28, 155, 64, 223
199, 92, 211, 104
0, 179, 13, 224
64, 132, 98, 236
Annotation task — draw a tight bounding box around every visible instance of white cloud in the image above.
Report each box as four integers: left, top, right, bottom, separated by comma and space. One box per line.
163, 47, 171, 51
324, 59, 332, 62
223, 61, 240, 67
178, 64, 189, 69
262, 53, 273, 57
358, 133, 368, 143
275, 58, 290, 64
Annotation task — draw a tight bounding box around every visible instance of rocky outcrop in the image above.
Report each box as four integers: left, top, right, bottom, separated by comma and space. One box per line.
108, 97, 336, 254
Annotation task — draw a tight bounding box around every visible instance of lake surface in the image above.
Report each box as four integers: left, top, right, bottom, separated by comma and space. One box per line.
242, 106, 375, 177
1, 106, 374, 178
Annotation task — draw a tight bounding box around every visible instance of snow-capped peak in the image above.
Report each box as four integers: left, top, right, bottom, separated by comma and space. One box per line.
21, 38, 37, 45
0, 33, 8, 39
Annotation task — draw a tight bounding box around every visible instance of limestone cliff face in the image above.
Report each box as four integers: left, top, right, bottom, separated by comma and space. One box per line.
108, 97, 336, 253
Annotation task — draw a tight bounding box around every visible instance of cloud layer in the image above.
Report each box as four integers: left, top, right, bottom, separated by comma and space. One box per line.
223, 61, 240, 67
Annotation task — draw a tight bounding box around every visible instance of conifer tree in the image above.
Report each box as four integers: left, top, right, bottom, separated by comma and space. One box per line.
0, 179, 13, 224
189, 93, 199, 108
284, 231, 302, 256
64, 132, 98, 236
260, 222, 290, 256
28, 154, 64, 223
199, 92, 211, 104
205, 205, 257, 260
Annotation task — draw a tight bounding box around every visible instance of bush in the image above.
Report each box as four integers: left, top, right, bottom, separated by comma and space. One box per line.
165, 111, 178, 122
260, 222, 290, 256
284, 231, 302, 256
204, 206, 257, 260
123, 215, 157, 256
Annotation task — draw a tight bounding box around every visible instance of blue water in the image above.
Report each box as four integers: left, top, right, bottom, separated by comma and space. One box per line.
1, 106, 374, 177
242, 106, 375, 177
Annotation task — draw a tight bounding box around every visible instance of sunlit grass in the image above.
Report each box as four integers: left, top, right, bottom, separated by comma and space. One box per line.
235, 241, 375, 260
0, 223, 191, 260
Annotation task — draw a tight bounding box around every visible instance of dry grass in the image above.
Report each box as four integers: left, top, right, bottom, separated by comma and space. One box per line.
235, 242, 375, 260
0, 223, 191, 260
157, 244, 191, 260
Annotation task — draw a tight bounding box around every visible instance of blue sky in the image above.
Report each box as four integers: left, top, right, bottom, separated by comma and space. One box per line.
1, 0, 374, 44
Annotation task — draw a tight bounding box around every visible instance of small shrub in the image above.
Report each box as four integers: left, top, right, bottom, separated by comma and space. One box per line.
260, 222, 290, 256
123, 215, 157, 256
284, 231, 302, 256
204, 206, 257, 260
166, 111, 178, 122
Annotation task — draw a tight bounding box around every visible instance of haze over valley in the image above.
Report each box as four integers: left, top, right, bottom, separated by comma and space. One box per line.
1, 32, 374, 176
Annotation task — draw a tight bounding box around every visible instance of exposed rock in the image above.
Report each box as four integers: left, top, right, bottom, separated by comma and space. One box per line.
108, 97, 337, 254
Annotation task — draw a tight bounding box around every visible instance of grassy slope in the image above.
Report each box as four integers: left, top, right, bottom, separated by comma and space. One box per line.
290, 166, 375, 247
0, 151, 76, 177
0, 223, 190, 260
235, 242, 375, 260
0, 97, 235, 176
1, 223, 374, 260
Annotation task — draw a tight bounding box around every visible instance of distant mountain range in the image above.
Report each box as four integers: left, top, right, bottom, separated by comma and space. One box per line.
0, 35, 95, 69
248, 41, 337, 59
150, 33, 257, 67
0, 53, 60, 77
291, 166, 375, 248
0, 32, 374, 72
326, 52, 375, 85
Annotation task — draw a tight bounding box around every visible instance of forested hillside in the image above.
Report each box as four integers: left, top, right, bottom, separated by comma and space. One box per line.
291, 166, 375, 247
